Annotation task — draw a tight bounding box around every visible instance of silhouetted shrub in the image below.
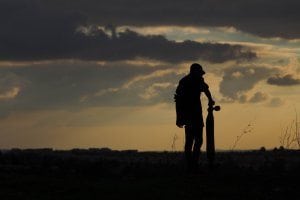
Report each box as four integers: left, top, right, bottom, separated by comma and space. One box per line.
279, 146, 285, 151
260, 147, 266, 152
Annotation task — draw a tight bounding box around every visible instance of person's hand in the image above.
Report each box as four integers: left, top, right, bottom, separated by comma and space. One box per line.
208, 100, 215, 107
176, 120, 184, 128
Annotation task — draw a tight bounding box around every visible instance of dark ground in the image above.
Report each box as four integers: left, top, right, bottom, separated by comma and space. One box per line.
0, 148, 300, 200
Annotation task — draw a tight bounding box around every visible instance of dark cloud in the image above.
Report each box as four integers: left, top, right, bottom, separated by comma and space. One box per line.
0, 0, 256, 63
249, 92, 268, 103
0, 61, 180, 116
77, 28, 255, 63
228, 91, 268, 104
267, 97, 284, 107
267, 74, 300, 86
238, 94, 248, 104
41, 0, 300, 39
219, 66, 278, 100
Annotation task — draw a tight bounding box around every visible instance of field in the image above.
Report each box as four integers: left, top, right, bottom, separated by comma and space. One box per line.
0, 148, 300, 200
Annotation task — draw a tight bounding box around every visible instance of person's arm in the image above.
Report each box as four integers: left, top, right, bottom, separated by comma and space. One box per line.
204, 89, 215, 106
203, 81, 215, 106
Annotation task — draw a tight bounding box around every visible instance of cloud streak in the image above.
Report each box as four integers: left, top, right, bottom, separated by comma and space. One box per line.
267, 74, 300, 86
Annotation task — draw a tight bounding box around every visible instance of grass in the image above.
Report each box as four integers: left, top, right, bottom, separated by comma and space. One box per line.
0, 148, 300, 200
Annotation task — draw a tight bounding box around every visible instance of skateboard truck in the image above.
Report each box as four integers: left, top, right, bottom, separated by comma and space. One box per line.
208, 105, 221, 112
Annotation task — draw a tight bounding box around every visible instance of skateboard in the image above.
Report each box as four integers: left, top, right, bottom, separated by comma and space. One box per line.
206, 105, 221, 168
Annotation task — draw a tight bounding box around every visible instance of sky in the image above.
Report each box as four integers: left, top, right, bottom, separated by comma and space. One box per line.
0, 0, 300, 151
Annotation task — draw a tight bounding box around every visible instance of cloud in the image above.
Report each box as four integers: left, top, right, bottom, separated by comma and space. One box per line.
249, 92, 268, 103
0, 0, 257, 63
267, 97, 284, 107
139, 82, 173, 100
1, 26, 256, 63
219, 66, 278, 100
0, 61, 182, 117
232, 91, 268, 104
39, 0, 300, 39
238, 94, 248, 103
0, 87, 20, 100
0, 72, 25, 100
267, 74, 300, 86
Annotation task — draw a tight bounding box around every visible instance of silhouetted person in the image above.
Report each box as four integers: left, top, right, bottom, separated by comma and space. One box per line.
174, 63, 215, 171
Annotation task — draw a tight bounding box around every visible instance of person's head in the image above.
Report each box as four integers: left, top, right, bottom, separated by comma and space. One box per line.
189, 63, 205, 77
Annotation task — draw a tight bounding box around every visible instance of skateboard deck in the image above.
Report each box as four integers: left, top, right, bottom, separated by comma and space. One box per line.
206, 105, 220, 167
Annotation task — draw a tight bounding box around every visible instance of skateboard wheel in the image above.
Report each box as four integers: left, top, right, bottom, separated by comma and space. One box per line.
214, 106, 221, 111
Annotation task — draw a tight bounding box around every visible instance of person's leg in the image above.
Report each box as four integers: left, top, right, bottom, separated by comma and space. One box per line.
184, 125, 194, 170
192, 125, 203, 167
